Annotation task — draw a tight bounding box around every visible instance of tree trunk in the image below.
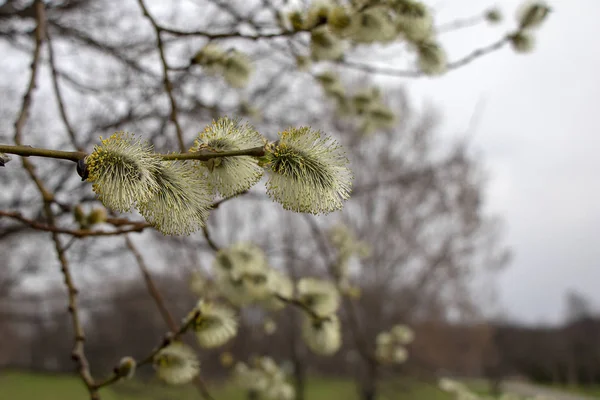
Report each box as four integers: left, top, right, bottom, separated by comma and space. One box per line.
293, 359, 306, 400
288, 308, 306, 400
360, 361, 379, 400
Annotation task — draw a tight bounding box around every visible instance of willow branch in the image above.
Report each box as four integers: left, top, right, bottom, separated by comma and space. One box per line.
0, 210, 150, 237
122, 237, 214, 400
12, 2, 98, 398
0, 144, 265, 162
341, 36, 510, 78
161, 146, 266, 160
446, 36, 510, 70
136, 0, 185, 151
301, 215, 377, 364
158, 25, 297, 40
45, 23, 82, 151
125, 235, 178, 331
211, 191, 249, 209
202, 225, 220, 252
436, 13, 484, 34
0, 144, 86, 162
94, 310, 199, 390
51, 216, 98, 399
275, 294, 327, 322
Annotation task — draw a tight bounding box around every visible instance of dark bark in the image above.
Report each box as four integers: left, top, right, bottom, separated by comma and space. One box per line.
360, 361, 379, 400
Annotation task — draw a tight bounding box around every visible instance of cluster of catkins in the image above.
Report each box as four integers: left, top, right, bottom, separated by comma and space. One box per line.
82, 117, 353, 235
375, 324, 414, 364
115, 298, 239, 385
234, 357, 295, 400
213, 242, 343, 356
327, 222, 371, 294
110, 227, 408, 390
191, 44, 253, 88
147, 241, 344, 390
316, 72, 397, 135
282, 0, 448, 75
509, 1, 551, 53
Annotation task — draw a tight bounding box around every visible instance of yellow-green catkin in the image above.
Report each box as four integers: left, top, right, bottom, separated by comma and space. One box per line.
517, 1, 550, 30
265, 127, 353, 214
137, 160, 212, 235
509, 31, 535, 53
85, 132, 162, 212
223, 51, 253, 88
415, 40, 447, 75
485, 8, 503, 24
190, 117, 265, 197
310, 26, 345, 61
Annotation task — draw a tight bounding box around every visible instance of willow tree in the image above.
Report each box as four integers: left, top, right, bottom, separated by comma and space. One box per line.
0, 0, 550, 399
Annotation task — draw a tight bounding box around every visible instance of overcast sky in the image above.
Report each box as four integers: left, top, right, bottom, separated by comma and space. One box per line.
406, 0, 599, 324
2, 0, 594, 324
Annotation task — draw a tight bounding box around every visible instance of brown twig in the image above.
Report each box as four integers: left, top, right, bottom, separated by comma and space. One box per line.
275, 294, 328, 322
125, 235, 179, 331
436, 13, 485, 34
123, 237, 215, 400
340, 36, 510, 78
0, 144, 265, 163
0, 210, 150, 237
94, 310, 200, 390
0, 144, 85, 162
301, 215, 376, 363
161, 146, 266, 161
202, 225, 220, 252
158, 25, 297, 40
45, 23, 82, 151
136, 0, 185, 151
211, 191, 248, 209
12, 2, 98, 398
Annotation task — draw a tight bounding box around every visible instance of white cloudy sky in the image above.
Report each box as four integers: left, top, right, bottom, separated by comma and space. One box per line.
406, 0, 599, 324
2, 0, 594, 324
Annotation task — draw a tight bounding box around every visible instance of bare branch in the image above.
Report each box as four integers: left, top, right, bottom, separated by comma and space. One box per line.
11, 3, 98, 397
125, 235, 179, 331
136, 0, 185, 151
340, 36, 510, 78
0, 210, 150, 237
45, 23, 82, 151
0, 144, 265, 162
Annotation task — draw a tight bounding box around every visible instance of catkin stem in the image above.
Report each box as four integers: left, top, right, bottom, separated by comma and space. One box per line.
0, 144, 266, 163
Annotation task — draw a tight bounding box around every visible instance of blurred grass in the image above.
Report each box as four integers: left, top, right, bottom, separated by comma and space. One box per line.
543, 383, 600, 397
0, 370, 457, 400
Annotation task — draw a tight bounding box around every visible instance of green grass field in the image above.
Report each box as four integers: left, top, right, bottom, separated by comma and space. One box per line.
0, 370, 459, 400
544, 383, 600, 398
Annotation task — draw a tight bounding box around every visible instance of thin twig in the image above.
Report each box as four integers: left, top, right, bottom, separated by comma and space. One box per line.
105, 236, 216, 400
301, 215, 376, 363
161, 146, 266, 161
45, 23, 82, 151
340, 36, 510, 78
12, 2, 98, 398
0, 144, 85, 162
125, 235, 178, 331
94, 310, 199, 390
275, 294, 327, 322
136, 0, 185, 151
211, 191, 248, 209
158, 25, 297, 40
0, 210, 150, 237
0, 144, 265, 162
436, 13, 484, 34
202, 225, 220, 252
